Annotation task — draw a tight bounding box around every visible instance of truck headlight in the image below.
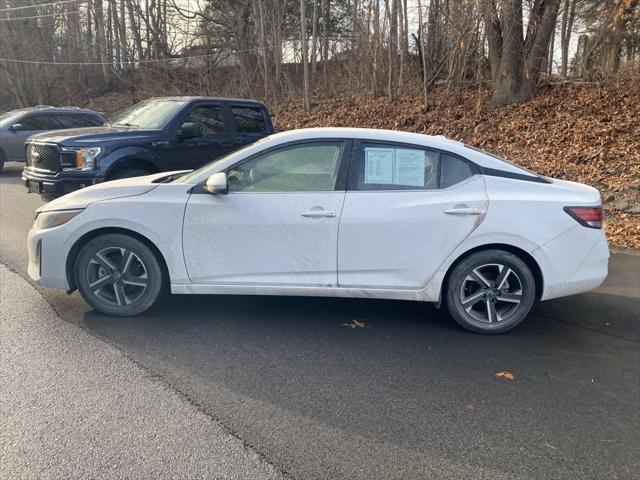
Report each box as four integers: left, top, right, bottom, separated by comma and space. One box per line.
61, 147, 102, 170
34, 209, 84, 229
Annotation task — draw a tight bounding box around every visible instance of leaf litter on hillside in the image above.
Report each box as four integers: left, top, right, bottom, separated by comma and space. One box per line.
273, 81, 640, 249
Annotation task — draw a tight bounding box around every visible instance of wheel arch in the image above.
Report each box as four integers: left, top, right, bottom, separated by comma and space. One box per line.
441, 243, 544, 302
66, 227, 170, 291
105, 158, 159, 179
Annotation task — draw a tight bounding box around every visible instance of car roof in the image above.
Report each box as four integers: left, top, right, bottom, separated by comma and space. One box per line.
146, 96, 268, 107
262, 128, 535, 175
6, 106, 103, 115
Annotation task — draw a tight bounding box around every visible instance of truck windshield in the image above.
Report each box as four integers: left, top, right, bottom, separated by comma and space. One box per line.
110, 99, 186, 129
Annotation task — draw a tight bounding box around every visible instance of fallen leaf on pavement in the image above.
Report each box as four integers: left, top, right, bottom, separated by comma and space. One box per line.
465, 404, 476, 411
342, 320, 367, 329
495, 371, 515, 380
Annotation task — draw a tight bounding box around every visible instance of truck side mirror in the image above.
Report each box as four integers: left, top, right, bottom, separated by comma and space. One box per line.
204, 172, 228, 195
178, 122, 202, 139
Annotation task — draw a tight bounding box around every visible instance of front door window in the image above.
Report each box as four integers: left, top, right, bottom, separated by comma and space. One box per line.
228, 142, 344, 192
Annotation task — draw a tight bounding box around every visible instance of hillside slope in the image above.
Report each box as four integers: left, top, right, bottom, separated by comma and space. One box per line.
273, 82, 640, 248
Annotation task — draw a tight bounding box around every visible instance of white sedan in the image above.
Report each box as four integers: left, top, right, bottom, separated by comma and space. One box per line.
27, 128, 609, 333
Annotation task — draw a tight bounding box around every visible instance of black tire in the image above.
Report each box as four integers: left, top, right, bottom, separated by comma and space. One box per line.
0, 149, 5, 171
108, 168, 151, 181
445, 249, 536, 334
74, 234, 163, 316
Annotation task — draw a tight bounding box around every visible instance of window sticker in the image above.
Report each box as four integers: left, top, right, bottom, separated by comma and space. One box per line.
364, 148, 394, 184
394, 149, 425, 187
364, 147, 426, 187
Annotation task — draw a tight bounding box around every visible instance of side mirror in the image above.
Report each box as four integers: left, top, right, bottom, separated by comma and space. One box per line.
178, 122, 202, 139
10, 123, 26, 132
205, 172, 228, 195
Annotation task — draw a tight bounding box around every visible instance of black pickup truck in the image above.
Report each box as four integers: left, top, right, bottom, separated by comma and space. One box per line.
22, 97, 274, 198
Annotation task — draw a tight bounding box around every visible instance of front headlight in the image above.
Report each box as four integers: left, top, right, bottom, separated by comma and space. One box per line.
34, 209, 84, 229
61, 147, 102, 170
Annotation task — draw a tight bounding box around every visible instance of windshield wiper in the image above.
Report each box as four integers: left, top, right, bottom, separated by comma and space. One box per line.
112, 122, 138, 128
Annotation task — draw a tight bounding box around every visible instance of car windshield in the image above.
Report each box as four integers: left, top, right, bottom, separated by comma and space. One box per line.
0, 111, 23, 129
110, 99, 186, 129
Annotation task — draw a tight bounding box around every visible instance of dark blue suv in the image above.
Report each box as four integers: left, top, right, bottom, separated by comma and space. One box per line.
22, 97, 274, 198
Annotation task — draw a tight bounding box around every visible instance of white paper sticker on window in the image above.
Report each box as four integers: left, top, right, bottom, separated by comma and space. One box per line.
394, 149, 425, 187
364, 148, 394, 184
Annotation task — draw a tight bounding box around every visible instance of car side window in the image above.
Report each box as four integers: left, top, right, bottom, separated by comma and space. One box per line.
353, 143, 440, 191
440, 154, 474, 188
231, 106, 266, 133
227, 142, 344, 193
182, 105, 224, 137
20, 114, 61, 130
55, 114, 97, 128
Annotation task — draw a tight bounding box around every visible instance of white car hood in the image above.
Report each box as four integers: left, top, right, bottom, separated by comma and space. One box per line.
37, 171, 189, 212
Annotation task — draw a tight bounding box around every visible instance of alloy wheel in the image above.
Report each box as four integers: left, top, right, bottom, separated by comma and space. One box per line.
459, 263, 523, 324
86, 247, 148, 306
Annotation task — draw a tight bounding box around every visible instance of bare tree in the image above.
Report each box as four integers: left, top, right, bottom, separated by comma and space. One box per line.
300, 0, 311, 111
484, 0, 562, 105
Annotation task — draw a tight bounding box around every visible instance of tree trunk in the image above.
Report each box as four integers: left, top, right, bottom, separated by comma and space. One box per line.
560, 0, 576, 78
300, 0, 311, 112
484, 0, 561, 105
417, 0, 428, 111
321, 0, 329, 81
524, 0, 562, 89
311, 0, 319, 75
257, 0, 269, 98
387, 0, 398, 101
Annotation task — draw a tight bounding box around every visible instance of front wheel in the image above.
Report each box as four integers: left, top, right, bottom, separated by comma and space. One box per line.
74, 234, 163, 316
445, 249, 536, 334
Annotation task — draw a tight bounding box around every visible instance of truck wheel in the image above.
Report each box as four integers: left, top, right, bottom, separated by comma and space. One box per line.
74, 234, 164, 316
108, 168, 151, 181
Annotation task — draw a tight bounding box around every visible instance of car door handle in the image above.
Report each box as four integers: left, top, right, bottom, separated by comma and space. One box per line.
443, 207, 483, 215
301, 210, 336, 218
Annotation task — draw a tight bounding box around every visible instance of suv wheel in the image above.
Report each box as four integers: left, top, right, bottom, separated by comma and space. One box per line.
445, 249, 536, 334
74, 234, 163, 316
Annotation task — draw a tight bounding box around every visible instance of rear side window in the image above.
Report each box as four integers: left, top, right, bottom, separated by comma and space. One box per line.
20, 114, 61, 130
54, 114, 102, 128
182, 105, 224, 136
353, 143, 440, 190
440, 154, 474, 188
231, 106, 266, 133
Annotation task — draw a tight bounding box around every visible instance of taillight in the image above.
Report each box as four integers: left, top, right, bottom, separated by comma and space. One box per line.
564, 206, 603, 229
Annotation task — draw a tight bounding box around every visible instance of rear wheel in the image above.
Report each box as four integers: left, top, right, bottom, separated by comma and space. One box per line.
108, 168, 151, 181
74, 234, 163, 316
445, 249, 536, 334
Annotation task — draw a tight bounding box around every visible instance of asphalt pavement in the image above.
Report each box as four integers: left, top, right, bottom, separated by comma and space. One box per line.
1, 162, 639, 480
0, 265, 281, 480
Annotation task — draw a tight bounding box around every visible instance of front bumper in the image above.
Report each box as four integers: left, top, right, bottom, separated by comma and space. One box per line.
22, 167, 104, 198
27, 226, 72, 289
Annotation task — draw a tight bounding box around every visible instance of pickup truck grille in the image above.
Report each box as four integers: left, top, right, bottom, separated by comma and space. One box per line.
27, 144, 61, 172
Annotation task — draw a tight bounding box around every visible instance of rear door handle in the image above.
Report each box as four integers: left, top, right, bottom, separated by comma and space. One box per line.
443, 207, 483, 215
301, 210, 336, 218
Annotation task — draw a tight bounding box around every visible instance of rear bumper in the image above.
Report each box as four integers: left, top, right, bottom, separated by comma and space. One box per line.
22, 167, 104, 197
536, 226, 609, 301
